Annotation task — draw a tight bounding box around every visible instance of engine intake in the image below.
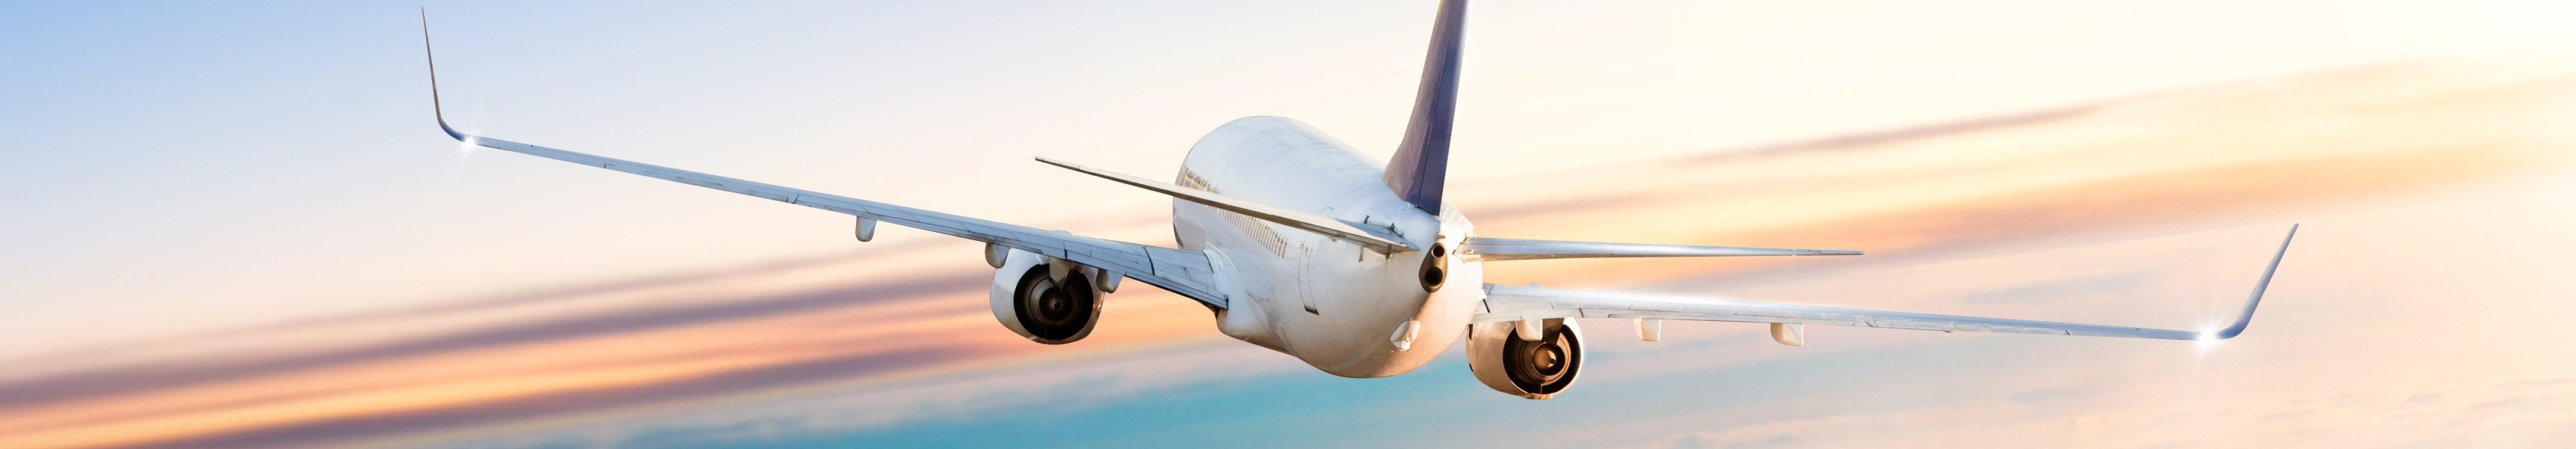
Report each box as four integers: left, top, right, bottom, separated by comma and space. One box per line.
1467, 318, 1584, 399
988, 248, 1107, 344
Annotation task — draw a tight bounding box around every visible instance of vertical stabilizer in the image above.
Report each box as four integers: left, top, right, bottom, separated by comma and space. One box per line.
1383, 0, 1468, 215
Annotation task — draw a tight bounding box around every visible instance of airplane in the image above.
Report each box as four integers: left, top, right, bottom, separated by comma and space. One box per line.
420, 1, 2296, 400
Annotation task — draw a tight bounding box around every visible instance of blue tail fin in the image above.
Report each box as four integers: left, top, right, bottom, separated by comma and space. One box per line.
1383, 0, 1468, 215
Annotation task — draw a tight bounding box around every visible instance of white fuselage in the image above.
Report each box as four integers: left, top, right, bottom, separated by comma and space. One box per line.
1171, 117, 1486, 378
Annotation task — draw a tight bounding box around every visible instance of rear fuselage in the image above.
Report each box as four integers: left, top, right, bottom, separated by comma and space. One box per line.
1172, 117, 1484, 377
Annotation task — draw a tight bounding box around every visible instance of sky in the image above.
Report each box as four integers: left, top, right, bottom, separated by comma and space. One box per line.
2, 0, 2573, 448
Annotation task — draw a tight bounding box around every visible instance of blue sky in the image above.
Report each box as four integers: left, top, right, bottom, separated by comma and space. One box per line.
4, 1, 2575, 448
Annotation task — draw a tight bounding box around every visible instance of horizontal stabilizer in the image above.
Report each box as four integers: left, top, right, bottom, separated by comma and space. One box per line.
1036, 157, 1417, 254
1459, 237, 1861, 262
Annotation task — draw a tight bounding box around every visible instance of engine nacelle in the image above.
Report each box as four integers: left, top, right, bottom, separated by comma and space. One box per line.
1466, 318, 1585, 399
988, 248, 1108, 345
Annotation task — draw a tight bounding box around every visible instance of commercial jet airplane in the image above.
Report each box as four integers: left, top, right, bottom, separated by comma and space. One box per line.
422, 1, 2295, 399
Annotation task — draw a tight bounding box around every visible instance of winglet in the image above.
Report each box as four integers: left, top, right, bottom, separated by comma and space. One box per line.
422, 8, 467, 141
2213, 224, 2298, 340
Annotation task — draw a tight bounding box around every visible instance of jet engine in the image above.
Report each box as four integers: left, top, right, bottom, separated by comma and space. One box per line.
988, 247, 1109, 345
1466, 318, 1584, 399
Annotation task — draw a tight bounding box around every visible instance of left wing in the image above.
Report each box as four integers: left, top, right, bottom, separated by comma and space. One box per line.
444, 134, 1229, 308
420, 16, 1224, 308
1475, 224, 2298, 340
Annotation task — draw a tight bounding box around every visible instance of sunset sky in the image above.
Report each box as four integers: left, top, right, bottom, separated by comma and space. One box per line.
4, 1, 2574, 448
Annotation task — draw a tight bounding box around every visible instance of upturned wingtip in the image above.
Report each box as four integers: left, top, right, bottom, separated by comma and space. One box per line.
422, 8, 466, 141
2214, 224, 2298, 340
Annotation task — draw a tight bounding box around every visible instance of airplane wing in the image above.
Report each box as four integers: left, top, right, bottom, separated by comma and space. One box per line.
420, 25, 1225, 308
1035, 157, 1415, 254
446, 134, 1230, 308
1473, 224, 2298, 340
1459, 237, 1861, 261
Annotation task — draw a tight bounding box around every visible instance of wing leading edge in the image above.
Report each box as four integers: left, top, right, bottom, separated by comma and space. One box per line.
1476, 224, 2300, 340
420, 16, 1225, 308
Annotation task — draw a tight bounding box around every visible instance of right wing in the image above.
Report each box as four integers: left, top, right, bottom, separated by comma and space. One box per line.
421, 18, 1224, 308
1459, 237, 1862, 262
1475, 224, 2299, 340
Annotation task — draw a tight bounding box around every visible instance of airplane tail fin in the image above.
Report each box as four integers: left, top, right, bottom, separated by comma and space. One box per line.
1382, 0, 1469, 215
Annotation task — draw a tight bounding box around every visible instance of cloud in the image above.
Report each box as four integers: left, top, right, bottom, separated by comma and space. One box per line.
225, 244, 946, 335
0, 273, 985, 415
105, 348, 985, 449
2008, 386, 2100, 403
1674, 104, 2106, 167
1631, 415, 1895, 449
465, 341, 1310, 449
1597, 361, 2576, 449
